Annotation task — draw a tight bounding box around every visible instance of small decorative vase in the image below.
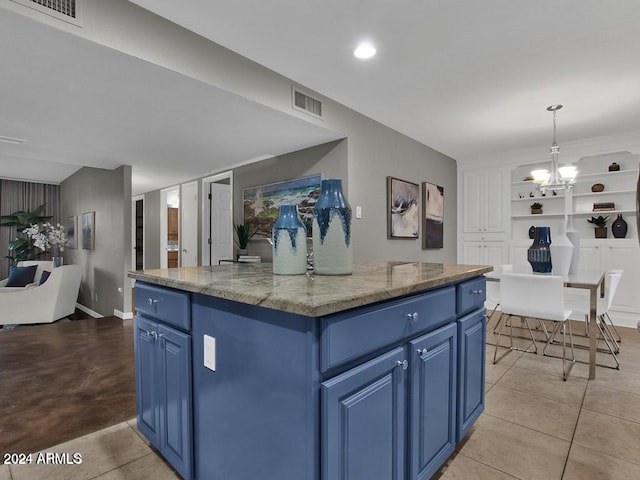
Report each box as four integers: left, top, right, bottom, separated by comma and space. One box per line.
272, 205, 307, 275
565, 216, 580, 275
595, 227, 607, 239
312, 179, 352, 275
527, 226, 552, 273
51, 244, 63, 268
550, 223, 573, 275
608, 162, 620, 172
528, 225, 536, 240
611, 214, 628, 238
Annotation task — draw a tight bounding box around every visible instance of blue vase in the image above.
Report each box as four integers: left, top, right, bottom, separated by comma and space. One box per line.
528, 226, 552, 273
611, 214, 628, 238
272, 205, 307, 275
312, 179, 352, 275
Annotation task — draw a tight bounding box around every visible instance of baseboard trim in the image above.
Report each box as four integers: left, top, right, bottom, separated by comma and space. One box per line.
75, 303, 103, 318
114, 309, 134, 320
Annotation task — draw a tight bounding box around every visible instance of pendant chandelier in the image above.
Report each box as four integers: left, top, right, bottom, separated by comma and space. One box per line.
531, 104, 578, 192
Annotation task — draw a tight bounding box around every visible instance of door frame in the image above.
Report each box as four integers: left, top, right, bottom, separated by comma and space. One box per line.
132, 194, 144, 270
201, 171, 234, 266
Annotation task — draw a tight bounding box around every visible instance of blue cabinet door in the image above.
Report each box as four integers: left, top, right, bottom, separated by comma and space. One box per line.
134, 316, 160, 449
409, 323, 457, 480
322, 347, 406, 480
158, 324, 193, 480
457, 309, 486, 442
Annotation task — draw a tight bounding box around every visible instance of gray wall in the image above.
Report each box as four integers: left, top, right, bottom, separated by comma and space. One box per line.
143, 189, 162, 269
60, 165, 132, 316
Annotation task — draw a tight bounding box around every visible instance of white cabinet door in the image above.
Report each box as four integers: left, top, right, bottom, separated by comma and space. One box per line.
462, 242, 508, 265
462, 171, 483, 233
602, 243, 640, 313
462, 243, 484, 265
485, 172, 507, 233
578, 244, 602, 272
485, 243, 508, 266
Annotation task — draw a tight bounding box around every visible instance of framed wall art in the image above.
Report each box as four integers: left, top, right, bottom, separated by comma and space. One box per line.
422, 182, 444, 249
67, 215, 77, 249
387, 176, 419, 239
81, 211, 95, 250
242, 174, 322, 238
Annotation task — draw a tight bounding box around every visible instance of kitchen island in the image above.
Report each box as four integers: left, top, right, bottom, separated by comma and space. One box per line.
129, 261, 491, 480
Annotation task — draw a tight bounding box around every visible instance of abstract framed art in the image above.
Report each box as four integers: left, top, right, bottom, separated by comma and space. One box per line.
81, 211, 95, 250
387, 176, 419, 239
67, 215, 77, 249
422, 182, 444, 248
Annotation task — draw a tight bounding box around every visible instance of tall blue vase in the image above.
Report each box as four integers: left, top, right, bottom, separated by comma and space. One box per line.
312, 179, 352, 275
272, 205, 307, 275
528, 226, 552, 273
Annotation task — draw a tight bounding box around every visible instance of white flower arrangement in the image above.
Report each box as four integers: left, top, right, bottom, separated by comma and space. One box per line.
23, 222, 69, 252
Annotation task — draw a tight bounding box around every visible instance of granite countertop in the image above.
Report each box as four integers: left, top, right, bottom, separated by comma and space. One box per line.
128, 261, 492, 317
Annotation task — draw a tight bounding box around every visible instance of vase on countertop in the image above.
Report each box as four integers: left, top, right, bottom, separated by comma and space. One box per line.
550, 222, 573, 276
527, 226, 552, 273
312, 178, 352, 275
272, 205, 308, 275
611, 214, 628, 238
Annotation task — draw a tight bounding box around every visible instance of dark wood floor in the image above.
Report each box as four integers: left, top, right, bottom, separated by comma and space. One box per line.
0, 312, 136, 455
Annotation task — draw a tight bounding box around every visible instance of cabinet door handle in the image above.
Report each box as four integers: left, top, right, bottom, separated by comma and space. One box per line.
405, 312, 419, 323
472, 289, 483, 295
395, 360, 408, 370
417, 348, 428, 360
147, 298, 159, 307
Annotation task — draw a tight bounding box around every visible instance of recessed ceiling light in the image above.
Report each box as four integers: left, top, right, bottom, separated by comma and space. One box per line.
354, 42, 376, 59
0, 135, 26, 145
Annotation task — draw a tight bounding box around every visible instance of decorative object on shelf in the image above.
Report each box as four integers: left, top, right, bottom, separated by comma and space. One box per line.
523, 175, 534, 182
422, 182, 444, 249
608, 162, 620, 172
312, 178, 352, 275
530, 202, 543, 214
527, 226, 552, 273
531, 105, 578, 192
587, 215, 610, 238
81, 211, 95, 250
272, 205, 307, 275
519, 193, 525, 199
387, 176, 419, 239
242, 174, 321, 238
234, 223, 256, 256
528, 225, 536, 239
550, 223, 573, 275
552, 191, 558, 196
611, 214, 628, 238
529, 192, 535, 197
565, 216, 580, 275
592, 202, 615, 212
591, 183, 605, 192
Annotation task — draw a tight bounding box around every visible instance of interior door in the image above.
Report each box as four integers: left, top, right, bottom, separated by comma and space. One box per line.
181, 182, 198, 267
209, 182, 232, 265
134, 198, 144, 270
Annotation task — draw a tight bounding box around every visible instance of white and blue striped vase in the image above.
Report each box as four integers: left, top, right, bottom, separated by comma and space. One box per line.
272, 205, 308, 275
312, 178, 352, 275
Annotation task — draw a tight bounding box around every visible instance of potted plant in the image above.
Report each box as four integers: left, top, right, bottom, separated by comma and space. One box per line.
0, 203, 52, 265
234, 223, 255, 256
587, 215, 610, 238
530, 202, 543, 214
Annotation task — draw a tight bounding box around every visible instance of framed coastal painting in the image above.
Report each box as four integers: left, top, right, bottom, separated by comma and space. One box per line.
387, 176, 419, 239
422, 182, 444, 249
242, 174, 322, 238
67, 215, 77, 249
81, 211, 95, 250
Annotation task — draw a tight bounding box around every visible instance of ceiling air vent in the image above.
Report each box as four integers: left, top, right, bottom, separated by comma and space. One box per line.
11, 0, 82, 26
292, 87, 323, 119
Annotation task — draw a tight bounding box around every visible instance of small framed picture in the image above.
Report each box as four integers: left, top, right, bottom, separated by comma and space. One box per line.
67, 215, 77, 249
387, 176, 419, 239
81, 211, 95, 250
422, 182, 444, 249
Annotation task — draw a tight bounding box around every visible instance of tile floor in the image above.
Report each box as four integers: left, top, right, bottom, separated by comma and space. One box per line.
2, 319, 639, 480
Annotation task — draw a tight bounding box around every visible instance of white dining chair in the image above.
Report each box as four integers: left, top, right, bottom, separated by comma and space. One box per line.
495, 272, 575, 380
486, 264, 513, 324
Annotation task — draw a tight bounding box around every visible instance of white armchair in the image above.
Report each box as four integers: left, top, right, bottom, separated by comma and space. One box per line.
0, 264, 82, 326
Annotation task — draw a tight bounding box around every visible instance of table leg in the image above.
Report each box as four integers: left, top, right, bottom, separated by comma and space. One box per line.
589, 285, 598, 380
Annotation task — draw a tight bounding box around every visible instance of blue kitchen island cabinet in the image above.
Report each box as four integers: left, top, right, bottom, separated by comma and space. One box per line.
129, 261, 491, 480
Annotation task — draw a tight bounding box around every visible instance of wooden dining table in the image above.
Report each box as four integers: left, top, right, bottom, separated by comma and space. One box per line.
485, 268, 605, 380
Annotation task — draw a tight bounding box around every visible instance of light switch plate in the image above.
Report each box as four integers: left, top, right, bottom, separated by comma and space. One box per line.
356, 206, 362, 219
204, 335, 216, 371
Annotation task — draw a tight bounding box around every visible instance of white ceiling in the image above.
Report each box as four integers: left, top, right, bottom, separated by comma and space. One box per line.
2, 1, 640, 195
0, 7, 342, 195
129, 0, 640, 160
